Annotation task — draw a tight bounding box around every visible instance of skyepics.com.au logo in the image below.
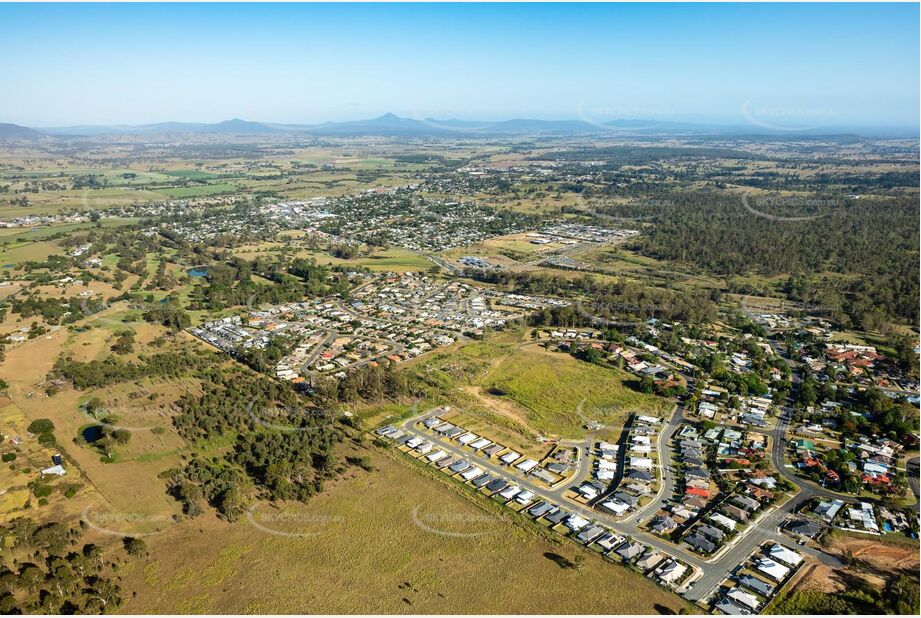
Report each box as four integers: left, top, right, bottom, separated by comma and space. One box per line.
246, 505, 344, 538
741, 193, 839, 223
738, 294, 837, 319
81, 507, 174, 538
410, 504, 504, 538
740, 98, 838, 132
572, 298, 668, 328
78, 296, 124, 329
576, 101, 674, 133
574, 398, 631, 433
407, 108, 500, 134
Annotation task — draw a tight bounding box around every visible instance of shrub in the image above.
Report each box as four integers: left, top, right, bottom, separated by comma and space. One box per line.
27, 419, 55, 434
123, 536, 147, 556
37, 433, 56, 446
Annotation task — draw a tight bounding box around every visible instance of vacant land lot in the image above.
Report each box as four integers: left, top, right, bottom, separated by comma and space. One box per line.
480, 343, 670, 438
120, 446, 691, 614
825, 530, 920, 574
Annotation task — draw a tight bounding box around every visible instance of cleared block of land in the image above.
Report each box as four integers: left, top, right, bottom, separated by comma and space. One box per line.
480, 344, 670, 438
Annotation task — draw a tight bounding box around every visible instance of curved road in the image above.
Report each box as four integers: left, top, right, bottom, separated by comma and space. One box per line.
394, 402, 840, 603
388, 327, 888, 606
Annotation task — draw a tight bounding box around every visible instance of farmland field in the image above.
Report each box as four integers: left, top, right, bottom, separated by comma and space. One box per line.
162, 170, 223, 181
155, 183, 240, 198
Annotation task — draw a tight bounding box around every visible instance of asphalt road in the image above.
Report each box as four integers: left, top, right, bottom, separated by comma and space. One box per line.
401, 410, 709, 570
389, 333, 874, 607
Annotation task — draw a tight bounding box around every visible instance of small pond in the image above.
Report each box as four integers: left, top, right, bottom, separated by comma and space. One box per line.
82, 425, 104, 443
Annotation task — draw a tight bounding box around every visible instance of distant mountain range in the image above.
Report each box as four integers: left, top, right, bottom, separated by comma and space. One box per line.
0, 114, 915, 139
0, 122, 46, 140
38, 113, 684, 137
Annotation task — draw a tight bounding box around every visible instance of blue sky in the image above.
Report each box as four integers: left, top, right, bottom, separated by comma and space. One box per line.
1, 2, 918, 128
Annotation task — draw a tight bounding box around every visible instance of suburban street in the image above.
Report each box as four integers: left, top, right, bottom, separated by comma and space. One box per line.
393, 399, 845, 604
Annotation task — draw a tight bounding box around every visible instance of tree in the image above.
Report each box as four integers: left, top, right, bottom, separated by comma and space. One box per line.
216, 485, 247, 521
639, 375, 656, 394
122, 537, 147, 557
27, 419, 55, 435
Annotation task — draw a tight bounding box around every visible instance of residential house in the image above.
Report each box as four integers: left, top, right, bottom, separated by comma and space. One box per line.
755, 558, 790, 581
657, 560, 688, 585
685, 533, 716, 554
616, 542, 645, 561
726, 588, 760, 612
635, 551, 664, 571
722, 504, 750, 522
738, 575, 774, 597
651, 515, 678, 534
715, 599, 749, 615
767, 544, 802, 567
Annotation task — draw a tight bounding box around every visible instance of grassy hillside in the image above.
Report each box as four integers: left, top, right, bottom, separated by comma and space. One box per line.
120, 446, 692, 615
480, 344, 671, 438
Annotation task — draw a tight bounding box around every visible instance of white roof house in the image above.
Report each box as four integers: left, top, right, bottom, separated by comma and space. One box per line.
755, 558, 790, 581
711, 513, 738, 531
599, 500, 630, 516
596, 533, 624, 551
470, 438, 493, 450
514, 490, 534, 504
457, 432, 479, 445
715, 599, 749, 615
768, 544, 802, 567
565, 514, 590, 531
596, 469, 615, 481
461, 467, 483, 481
727, 588, 760, 611
846, 502, 880, 533
500, 451, 522, 464
426, 450, 448, 462
41, 465, 67, 477
657, 560, 687, 584
630, 457, 654, 469
516, 458, 539, 473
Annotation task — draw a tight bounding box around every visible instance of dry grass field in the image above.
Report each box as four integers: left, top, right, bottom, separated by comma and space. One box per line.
478, 343, 671, 439
119, 445, 692, 615
0, 322, 187, 527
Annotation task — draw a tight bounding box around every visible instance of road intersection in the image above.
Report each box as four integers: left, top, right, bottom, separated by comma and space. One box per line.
393, 400, 836, 605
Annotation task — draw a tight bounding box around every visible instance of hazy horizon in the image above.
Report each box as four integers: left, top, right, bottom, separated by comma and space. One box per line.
2, 2, 919, 129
